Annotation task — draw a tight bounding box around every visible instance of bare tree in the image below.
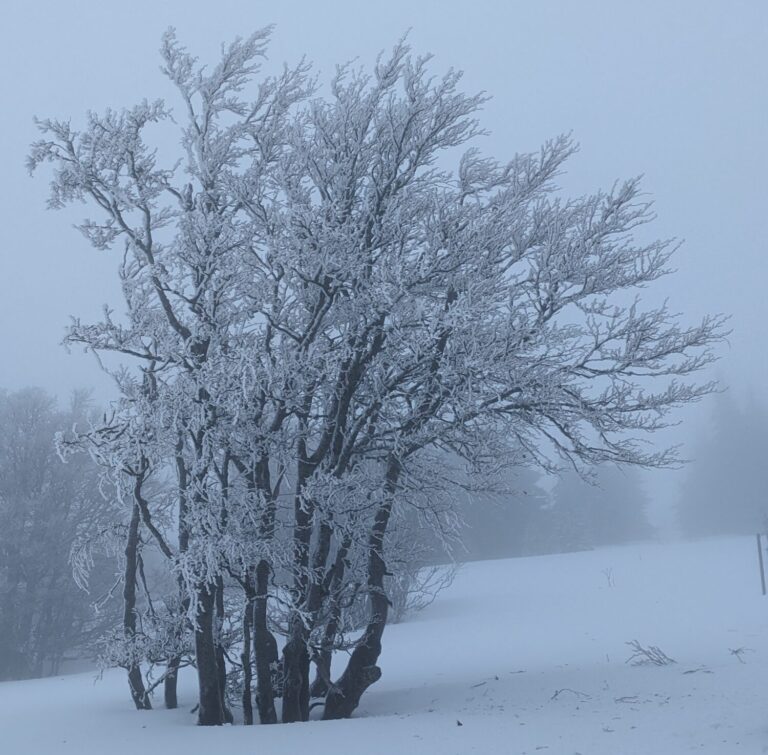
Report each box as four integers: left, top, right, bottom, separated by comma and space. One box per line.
29, 29, 724, 726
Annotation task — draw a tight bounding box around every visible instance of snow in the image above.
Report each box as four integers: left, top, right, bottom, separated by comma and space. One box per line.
2, 536, 766, 754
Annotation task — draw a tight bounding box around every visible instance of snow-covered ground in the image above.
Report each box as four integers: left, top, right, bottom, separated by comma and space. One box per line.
2, 536, 766, 754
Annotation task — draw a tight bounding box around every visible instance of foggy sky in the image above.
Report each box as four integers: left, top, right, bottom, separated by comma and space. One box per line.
0, 0, 765, 528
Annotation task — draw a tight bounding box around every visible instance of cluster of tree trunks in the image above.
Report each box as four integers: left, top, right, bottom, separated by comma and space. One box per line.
30, 27, 723, 733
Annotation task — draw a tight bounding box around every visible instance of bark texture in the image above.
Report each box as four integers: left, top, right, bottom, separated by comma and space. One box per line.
253, 559, 278, 724
124, 503, 151, 711
323, 461, 398, 719
194, 583, 227, 725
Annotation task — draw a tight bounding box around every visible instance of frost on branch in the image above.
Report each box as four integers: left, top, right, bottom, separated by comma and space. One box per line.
29, 29, 725, 724
625, 639, 677, 666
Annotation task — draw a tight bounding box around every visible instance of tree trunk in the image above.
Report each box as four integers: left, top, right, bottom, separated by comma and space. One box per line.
253, 559, 278, 724
215, 576, 234, 724
281, 456, 314, 723
323, 459, 399, 720
241, 576, 255, 725
195, 582, 226, 725
281, 616, 310, 723
165, 441, 191, 710
309, 532, 352, 698
164, 657, 179, 709
164, 587, 189, 711
309, 598, 342, 699
124, 503, 151, 710
309, 643, 332, 699
322, 638, 382, 720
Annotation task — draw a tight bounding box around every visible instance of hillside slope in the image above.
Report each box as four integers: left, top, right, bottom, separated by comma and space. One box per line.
1, 537, 765, 754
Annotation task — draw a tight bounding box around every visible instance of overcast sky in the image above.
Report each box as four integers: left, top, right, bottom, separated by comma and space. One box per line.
0, 0, 765, 528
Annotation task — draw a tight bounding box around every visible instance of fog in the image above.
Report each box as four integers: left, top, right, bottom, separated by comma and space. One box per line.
0, 3, 766, 752
1, 1, 765, 532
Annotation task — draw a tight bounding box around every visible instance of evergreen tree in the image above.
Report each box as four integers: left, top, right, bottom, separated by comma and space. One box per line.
526, 466, 655, 554
678, 392, 768, 537
458, 468, 549, 561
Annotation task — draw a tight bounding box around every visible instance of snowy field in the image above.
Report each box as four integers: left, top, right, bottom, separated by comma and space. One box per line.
2, 536, 766, 755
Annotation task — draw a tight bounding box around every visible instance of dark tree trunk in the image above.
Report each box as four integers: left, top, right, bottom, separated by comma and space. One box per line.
323, 459, 399, 720
215, 576, 234, 724
322, 639, 382, 720
164, 657, 179, 709
309, 645, 332, 699
164, 592, 189, 710
195, 582, 226, 726
241, 576, 255, 725
281, 455, 315, 723
310, 532, 352, 698
253, 559, 278, 724
127, 665, 151, 711
124, 502, 151, 711
165, 442, 191, 710
309, 598, 342, 699
281, 616, 310, 723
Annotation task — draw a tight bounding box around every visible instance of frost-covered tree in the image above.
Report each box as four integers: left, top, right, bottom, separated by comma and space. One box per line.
61, 393, 195, 712
29, 29, 723, 725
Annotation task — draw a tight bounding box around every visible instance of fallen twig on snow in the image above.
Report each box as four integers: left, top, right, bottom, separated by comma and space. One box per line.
625, 640, 676, 666
550, 688, 591, 701
729, 647, 755, 664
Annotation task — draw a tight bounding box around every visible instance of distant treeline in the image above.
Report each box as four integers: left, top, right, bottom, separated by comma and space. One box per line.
0, 388, 119, 681
677, 392, 768, 538
456, 464, 654, 563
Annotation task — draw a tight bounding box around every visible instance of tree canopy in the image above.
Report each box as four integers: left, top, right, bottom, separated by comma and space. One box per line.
28, 29, 723, 724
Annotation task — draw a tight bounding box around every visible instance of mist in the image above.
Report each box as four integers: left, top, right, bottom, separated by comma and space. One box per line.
0, 3, 766, 753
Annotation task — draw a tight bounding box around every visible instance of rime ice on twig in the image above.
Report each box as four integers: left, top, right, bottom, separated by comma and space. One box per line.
28, 26, 725, 724
625, 639, 676, 666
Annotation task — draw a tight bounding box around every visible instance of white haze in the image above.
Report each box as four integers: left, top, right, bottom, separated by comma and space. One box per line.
0, 1, 765, 528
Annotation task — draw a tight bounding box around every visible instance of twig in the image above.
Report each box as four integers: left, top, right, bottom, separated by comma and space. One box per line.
625, 640, 676, 666
550, 688, 591, 701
